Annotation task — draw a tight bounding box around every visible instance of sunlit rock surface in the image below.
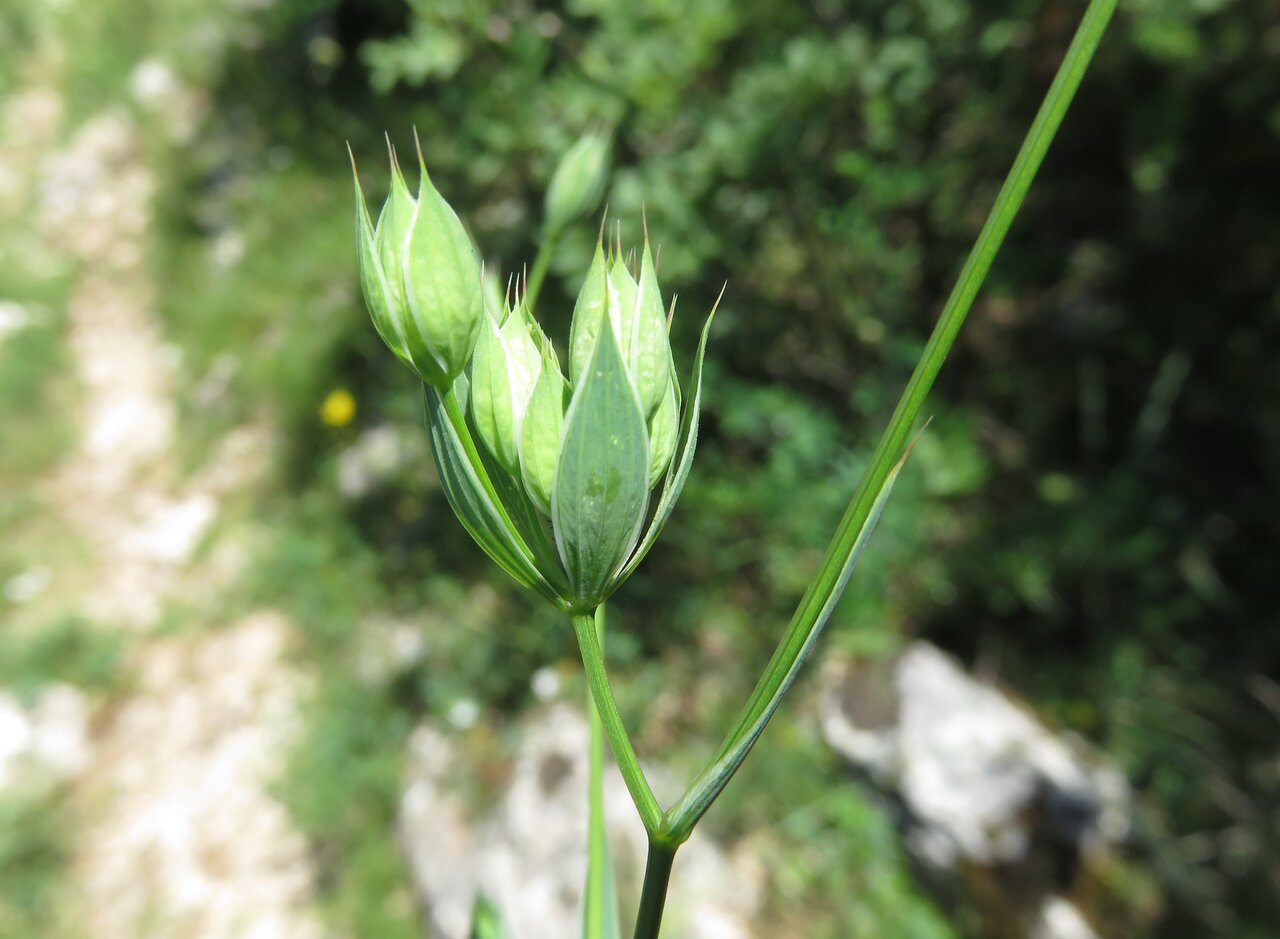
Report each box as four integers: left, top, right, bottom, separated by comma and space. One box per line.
821, 641, 1129, 939
0, 685, 90, 791
399, 703, 764, 939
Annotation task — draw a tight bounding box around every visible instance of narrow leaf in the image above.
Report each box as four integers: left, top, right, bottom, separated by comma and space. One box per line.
469, 894, 510, 939
553, 320, 650, 607
665, 444, 913, 839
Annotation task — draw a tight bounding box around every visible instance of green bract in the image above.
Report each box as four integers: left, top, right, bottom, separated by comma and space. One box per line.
352, 144, 485, 388
353, 148, 715, 610
470, 298, 542, 475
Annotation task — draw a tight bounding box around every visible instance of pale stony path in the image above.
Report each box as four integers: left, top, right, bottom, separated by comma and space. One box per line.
1, 39, 329, 939
77, 612, 322, 939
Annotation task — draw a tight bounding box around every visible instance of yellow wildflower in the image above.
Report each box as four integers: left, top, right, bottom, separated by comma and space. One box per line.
321, 388, 356, 427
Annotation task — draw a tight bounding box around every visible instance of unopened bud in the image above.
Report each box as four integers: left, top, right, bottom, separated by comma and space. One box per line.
352, 143, 485, 388
471, 300, 542, 474
543, 130, 610, 235
518, 340, 568, 515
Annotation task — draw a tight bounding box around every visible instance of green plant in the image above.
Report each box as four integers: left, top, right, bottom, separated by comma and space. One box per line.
349, 0, 1119, 934
0, 782, 79, 939
0, 614, 125, 702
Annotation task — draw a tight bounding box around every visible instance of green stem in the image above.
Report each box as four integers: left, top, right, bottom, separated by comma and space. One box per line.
524, 228, 559, 311
632, 839, 677, 939
572, 611, 664, 832
584, 607, 608, 936
665, 0, 1122, 842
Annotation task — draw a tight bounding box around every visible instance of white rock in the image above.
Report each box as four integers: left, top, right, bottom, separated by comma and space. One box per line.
530, 666, 561, 702
0, 299, 30, 340
821, 642, 1130, 870
0, 697, 36, 788
337, 425, 412, 498
353, 615, 427, 686
129, 60, 179, 106
30, 684, 92, 777
0, 685, 90, 792
3, 565, 51, 604
399, 704, 763, 939
77, 612, 323, 939
1031, 896, 1100, 939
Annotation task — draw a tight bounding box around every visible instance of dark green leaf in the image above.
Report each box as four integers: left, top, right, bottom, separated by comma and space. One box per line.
553, 321, 650, 607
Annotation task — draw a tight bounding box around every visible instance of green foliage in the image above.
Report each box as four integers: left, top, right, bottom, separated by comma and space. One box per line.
470, 894, 510, 939
717, 725, 958, 939
0, 304, 74, 481
0, 615, 125, 702
0, 783, 78, 939
274, 674, 418, 939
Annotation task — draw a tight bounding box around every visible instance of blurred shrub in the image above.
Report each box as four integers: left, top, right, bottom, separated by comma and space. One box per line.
0, 783, 78, 939
0, 615, 124, 703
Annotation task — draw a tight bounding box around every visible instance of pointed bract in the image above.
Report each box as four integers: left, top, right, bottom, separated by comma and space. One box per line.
630, 239, 672, 417
553, 314, 651, 608
568, 240, 613, 384
471, 301, 542, 473
353, 167, 411, 368
519, 341, 568, 515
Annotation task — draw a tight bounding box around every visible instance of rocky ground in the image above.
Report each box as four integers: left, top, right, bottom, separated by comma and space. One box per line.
1, 23, 326, 939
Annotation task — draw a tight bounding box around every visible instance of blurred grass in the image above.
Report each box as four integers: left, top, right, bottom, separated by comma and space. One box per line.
0, 614, 125, 703
0, 783, 80, 939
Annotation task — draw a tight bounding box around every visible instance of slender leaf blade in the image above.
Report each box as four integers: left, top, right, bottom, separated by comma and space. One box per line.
581, 826, 621, 939
665, 0, 1122, 841
666, 445, 911, 838
469, 894, 510, 939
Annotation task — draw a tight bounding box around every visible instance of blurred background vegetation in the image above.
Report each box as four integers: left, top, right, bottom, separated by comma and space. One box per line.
1, 0, 1277, 937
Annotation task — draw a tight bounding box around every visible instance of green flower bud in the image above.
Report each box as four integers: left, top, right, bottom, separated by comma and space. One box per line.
568, 234, 672, 412
352, 144, 484, 388
543, 130, 610, 235
361, 168, 719, 609
470, 299, 542, 473
568, 239, 613, 386
518, 339, 568, 515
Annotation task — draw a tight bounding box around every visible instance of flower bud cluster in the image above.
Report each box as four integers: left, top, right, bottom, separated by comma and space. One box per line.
352, 139, 714, 611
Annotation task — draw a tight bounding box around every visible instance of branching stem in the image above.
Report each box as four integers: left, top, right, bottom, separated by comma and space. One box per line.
572, 610, 663, 833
